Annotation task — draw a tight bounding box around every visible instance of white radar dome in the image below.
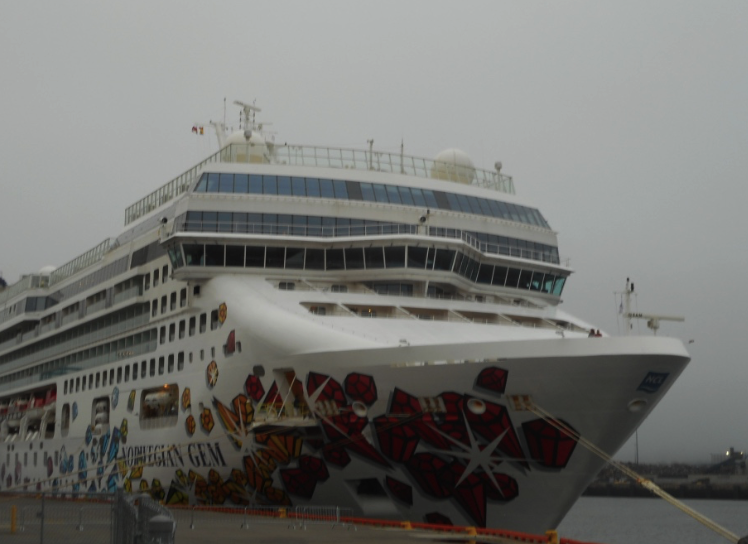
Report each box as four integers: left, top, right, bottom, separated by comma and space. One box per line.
39, 265, 56, 275
431, 148, 476, 184
222, 130, 270, 164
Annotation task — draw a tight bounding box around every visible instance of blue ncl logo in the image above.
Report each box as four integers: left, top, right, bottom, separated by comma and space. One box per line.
637, 372, 670, 393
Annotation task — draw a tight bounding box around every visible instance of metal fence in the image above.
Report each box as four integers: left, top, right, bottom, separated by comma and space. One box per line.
0, 490, 174, 544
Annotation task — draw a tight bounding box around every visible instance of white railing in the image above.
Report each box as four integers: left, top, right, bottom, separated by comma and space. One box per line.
125, 142, 515, 226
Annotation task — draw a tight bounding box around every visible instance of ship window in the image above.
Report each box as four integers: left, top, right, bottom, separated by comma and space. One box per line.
407, 246, 428, 269
249, 174, 263, 194
168, 354, 174, 373
333, 180, 348, 199
199, 313, 206, 333
226, 245, 244, 267
530, 272, 544, 291
117, 367, 122, 384
162, 265, 169, 283
153, 269, 159, 287
96, 372, 101, 388
552, 276, 566, 296
345, 248, 364, 269
319, 179, 334, 198
158, 357, 164, 375
178, 352, 184, 371
360, 183, 375, 201
384, 246, 406, 268
326, 249, 344, 270
286, 248, 305, 269
210, 310, 219, 329
184, 244, 205, 266
124, 365, 130, 382
263, 175, 277, 195
492, 267, 508, 286
291, 176, 306, 196
433, 249, 456, 271
364, 247, 384, 269
306, 249, 325, 270
277, 176, 291, 195
161, 296, 167, 314
170, 292, 176, 310
234, 174, 249, 193
152, 299, 158, 317
160, 326, 166, 344
218, 173, 234, 193
64, 381, 67, 395
279, 282, 295, 291
505, 268, 520, 288
139, 384, 178, 430
194, 173, 208, 192
179, 320, 185, 339
207, 173, 219, 192
477, 264, 494, 284
518, 270, 533, 290
189, 317, 196, 336
75, 377, 80, 392
141, 361, 147, 379
205, 245, 224, 266
150, 359, 155, 377
144, 274, 150, 291
246, 246, 265, 267
132, 363, 138, 381
169, 323, 175, 342
306, 178, 320, 197
110, 369, 115, 384
200, 349, 204, 361
266, 247, 285, 268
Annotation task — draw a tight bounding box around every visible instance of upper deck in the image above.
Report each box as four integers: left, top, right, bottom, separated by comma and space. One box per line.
124, 143, 515, 226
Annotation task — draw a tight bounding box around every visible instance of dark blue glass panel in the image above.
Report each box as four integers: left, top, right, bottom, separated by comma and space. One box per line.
263, 176, 277, 195
360, 183, 375, 201
398, 186, 414, 205
411, 188, 427, 207
319, 179, 334, 198
277, 176, 291, 195
457, 195, 471, 213
207, 173, 219, 192
386, 185, 401, 204
276, 214, 293, 235
194, 173, 208, 192
306, 178, 321, 197
218, 174, 234, 193
373, 184, 388, 203
234, 174, 249, 193
308, 216, 322, 236
292, 215, 307, 236
292, 177, 306, 196
333, 180, 348, 199
249, 175, 263, 194
446, 193, 460, 211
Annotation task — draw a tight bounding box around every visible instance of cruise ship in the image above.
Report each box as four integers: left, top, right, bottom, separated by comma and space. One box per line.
0, 101, 689, 533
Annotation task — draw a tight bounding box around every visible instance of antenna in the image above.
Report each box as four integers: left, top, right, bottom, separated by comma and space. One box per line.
618, 278, 684, 336
233, 100, 262, 131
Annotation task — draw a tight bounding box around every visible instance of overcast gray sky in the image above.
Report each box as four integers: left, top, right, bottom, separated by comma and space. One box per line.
1, 1, 746, 463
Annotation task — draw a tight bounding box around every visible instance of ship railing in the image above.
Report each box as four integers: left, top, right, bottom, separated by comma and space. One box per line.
124, 142, 515, 226
291, 505, 354, 530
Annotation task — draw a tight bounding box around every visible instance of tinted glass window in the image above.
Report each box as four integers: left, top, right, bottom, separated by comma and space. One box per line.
407, 246, 428, 268
226, 245, 244, 267
205, 245, 224, 266
234, 174, 249, 193
398, 186, 414, 205
345, 248, 365, 269
319, 179, 334, 198
249, 175, 263, 194
433, 249, 455, 271
218, 174, 234, 193
333, 180, 348, 199
386, 185, 401, 204
277, 176, 292, 195
365, 247, 385, 268
266, 247, 285, 268
207, 173, 219, 192
292, 177, 306, 196
183, 244, 204, 266
306, 178, 321, 197
285, 247, 305, 269
306, 249, 325, 270
384, 246, 406, 268
360, 183, 375, 201
327, 249, 345, 270
246, 246, 265, 267
411, 188, 427, 207
263, 176, 277, 195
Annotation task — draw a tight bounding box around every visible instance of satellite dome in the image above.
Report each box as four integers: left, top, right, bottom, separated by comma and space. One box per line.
39, 265, 56, 275
431, 148, 476, 184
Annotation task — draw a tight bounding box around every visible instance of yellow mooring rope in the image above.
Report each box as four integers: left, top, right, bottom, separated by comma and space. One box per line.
529, 402, 743, 544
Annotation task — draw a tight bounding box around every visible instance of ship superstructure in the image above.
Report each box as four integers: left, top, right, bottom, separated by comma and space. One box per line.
0, 102, 689, 533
